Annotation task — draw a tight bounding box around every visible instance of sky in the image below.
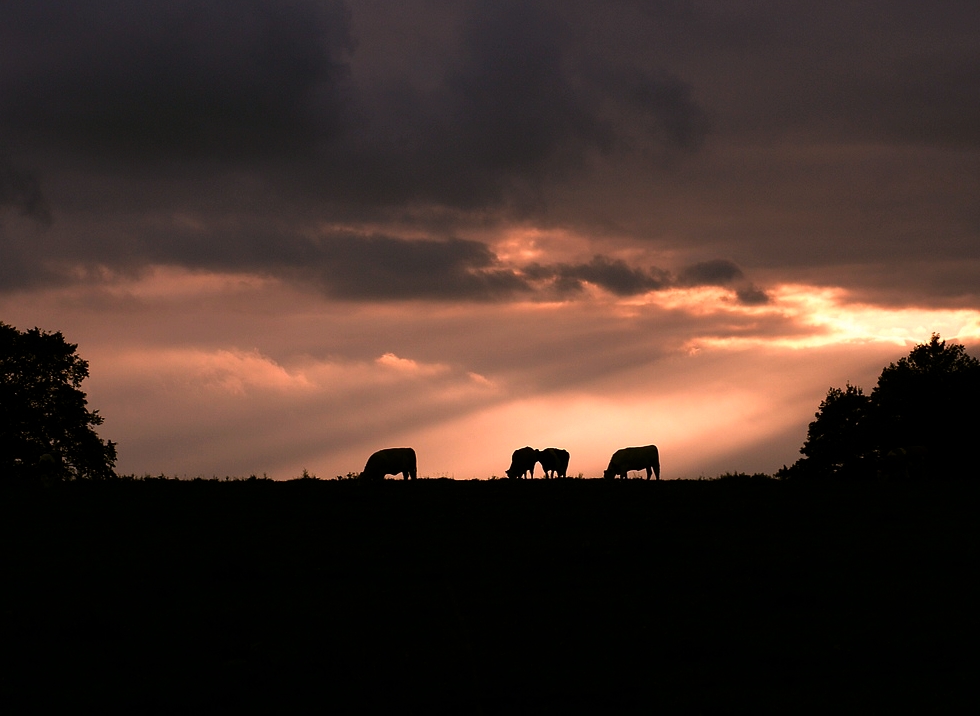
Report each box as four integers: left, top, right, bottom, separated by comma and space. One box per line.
2, 1, 979, 479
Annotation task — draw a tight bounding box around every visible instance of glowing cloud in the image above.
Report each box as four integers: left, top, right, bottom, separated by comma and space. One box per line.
683, 284, 980, 350
376, 352, 450, 376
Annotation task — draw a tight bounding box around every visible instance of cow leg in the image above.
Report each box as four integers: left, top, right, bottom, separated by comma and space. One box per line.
645, 466, 652, 480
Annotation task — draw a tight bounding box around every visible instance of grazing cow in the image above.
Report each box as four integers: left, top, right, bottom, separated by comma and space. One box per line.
603, 445, 661, 480
360, 447, 417, 481
537, 448, 570, 479
506, 446, 538, 479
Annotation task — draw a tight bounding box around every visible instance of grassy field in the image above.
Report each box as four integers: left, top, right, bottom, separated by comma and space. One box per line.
2, 476, 978, 713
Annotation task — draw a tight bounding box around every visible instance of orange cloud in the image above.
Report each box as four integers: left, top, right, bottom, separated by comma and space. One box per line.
375, 352, 450, 376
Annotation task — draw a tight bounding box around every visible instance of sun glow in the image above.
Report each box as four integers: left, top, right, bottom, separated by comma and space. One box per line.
736, 284, 980, 347
626, 285, 739, 312
776, 285, 980, 344
491, 226, 597, 264
626, 282, 980, 351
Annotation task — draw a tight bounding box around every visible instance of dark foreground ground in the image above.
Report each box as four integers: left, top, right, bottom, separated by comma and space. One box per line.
1, 476, 978, 714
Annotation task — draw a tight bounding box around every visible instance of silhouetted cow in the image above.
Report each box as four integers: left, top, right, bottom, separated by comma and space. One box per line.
537, 447, 570, 479
603, 445, 661, 480
506, 446, 538, 479
360, 447, 417, 480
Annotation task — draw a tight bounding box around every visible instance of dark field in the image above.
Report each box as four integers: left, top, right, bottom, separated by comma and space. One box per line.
2, 477, 978, 714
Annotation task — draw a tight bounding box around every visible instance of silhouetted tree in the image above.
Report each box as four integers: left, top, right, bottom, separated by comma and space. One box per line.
782, 334, 980, 480
1, 322, 116, 480
871, 333, 980, 476
792, 383, 875, 480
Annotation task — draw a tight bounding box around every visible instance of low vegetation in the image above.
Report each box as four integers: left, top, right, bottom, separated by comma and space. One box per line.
2, 476, 978, 712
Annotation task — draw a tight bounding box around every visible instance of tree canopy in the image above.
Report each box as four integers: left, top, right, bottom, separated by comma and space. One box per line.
1, 321, 117, 479
783, 334, 980, 480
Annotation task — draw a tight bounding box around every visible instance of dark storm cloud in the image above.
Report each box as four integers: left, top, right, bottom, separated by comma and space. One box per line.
57, 214, 763, 303
0, 0, 718, 295
811, 5, 980, 147
1, 0, 977, 304
592, 67, 712, 152
0, 163, 50, 225
4, 0, 976, 172
734, 286, 771, 306
677, 260, 770, 306
307, 234, 530, 300
307, 0, 713, 210
525, 256, 671, 297
444, 2, 710, 166
126, 223, 531, 301
521, 255, 768, 303
0, 0, 710, 199
632, 0, 980, 148
0, 162, 53, 291
677, 260, 745, 287
0, 1, 354, 160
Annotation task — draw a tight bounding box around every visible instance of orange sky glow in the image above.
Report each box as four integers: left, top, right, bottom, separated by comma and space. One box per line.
3, 266, 976, 479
